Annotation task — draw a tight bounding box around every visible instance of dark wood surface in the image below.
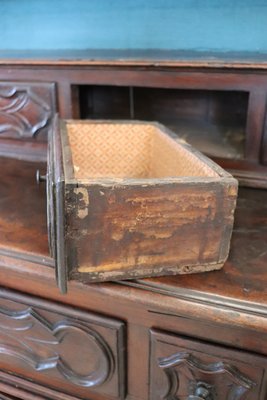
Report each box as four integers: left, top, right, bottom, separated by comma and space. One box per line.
0, 157, 267, 399
79, 86, 248, 160
0, 61, 267, 186
0, 82, 56, 163
150, 329, 267, 400
0, 156, 267, 308
1, 59, 267, 400
0, 369, 81, 400
52, 120, 237, 290
0, 293, 125, 400
132, 184, 267, 305
0, 82, 55, 141
0, 157, 50, 264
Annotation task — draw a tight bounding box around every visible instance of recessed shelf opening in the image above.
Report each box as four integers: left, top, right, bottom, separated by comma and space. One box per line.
79, 86, 249, 160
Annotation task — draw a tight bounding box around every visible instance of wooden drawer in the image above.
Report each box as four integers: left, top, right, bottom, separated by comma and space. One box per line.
0, 290, 125, 400
48, 117, 237, 293
150, 329, 267, 400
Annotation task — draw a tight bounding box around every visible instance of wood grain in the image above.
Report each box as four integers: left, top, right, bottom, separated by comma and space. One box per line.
0, 157, 50, 263
1, 55, 267, 400
150, 329, 267, 400
50, 121, 237, 287
1, 157, 266, 310
0, 82, 55, 141
0, 292, 125, 400
67, 180, 236, 280
0, 60, 267, 186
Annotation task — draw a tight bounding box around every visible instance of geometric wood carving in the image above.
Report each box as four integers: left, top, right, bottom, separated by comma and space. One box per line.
158, 352, 254, 400
0, 308, 113, 387
0, 293, 125, 400
150, 329, 267, 400
0, 82, 56, 140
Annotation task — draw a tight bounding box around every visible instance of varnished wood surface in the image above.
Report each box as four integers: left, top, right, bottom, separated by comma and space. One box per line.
0, 157, 50, 264
0, 60, 266, 186
54, 120, 237, 289
132, 187, 267, 305
150, 329, 267, 400
0, 156, 267, 310
0, 293, 125, 400
1, 155, 267, 370
79, 86, 247, 160
0, 57, 267, 400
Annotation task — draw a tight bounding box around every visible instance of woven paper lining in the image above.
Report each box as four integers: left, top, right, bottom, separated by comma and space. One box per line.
66, 122, 218, 180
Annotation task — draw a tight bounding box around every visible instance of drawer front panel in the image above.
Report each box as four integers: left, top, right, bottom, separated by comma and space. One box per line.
0, 291, 125, 400
0, 369, 79, 400
150, 329, 267, 400
0, 82, 55, 141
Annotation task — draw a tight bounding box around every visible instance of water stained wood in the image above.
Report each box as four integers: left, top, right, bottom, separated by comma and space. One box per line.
48, 119, 237, 292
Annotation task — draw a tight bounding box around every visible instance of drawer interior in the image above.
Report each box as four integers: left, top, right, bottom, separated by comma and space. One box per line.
65, 121, 219, 180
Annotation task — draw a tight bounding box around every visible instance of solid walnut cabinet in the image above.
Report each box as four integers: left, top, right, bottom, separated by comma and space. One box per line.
1, 55, 267, 187
0, 55, 267, 399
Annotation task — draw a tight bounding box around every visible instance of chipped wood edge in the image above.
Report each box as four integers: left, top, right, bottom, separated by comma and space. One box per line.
70, 261, 225, 283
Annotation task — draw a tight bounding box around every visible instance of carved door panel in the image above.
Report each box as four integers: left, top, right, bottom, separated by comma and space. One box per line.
0, 82, 56, 141
0, 291, 125, 400
150, 329, 267, 400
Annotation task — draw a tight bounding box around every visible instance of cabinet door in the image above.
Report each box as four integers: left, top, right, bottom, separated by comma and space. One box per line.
0, 291, 125, 400
150, 329, 267, 400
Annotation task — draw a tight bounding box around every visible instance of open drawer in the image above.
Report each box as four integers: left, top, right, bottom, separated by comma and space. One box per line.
47, 117, 237, 293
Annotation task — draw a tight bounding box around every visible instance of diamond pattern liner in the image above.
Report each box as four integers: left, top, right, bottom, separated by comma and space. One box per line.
66, 122, 218, 180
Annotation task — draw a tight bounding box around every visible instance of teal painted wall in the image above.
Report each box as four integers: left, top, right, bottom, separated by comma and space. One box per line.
0, 0, 266, 52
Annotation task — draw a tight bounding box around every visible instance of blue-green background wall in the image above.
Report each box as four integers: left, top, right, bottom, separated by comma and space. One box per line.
0, 0, 266, 52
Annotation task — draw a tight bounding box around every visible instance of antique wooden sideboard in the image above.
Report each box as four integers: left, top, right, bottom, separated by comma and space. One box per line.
0, 53, 267, 400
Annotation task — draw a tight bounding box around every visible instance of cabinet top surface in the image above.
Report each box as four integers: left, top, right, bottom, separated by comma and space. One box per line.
0, 156, 266, 311
1, 50, 267, 69
126, 185, 267, 312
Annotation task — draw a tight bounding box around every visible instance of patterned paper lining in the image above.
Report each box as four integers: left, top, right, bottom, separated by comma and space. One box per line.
66, 122, 219, 180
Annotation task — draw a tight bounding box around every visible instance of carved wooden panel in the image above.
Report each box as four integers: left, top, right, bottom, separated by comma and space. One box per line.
0, 291, 125, 400
150, 329, 267, 400
0, 82, 56, 141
